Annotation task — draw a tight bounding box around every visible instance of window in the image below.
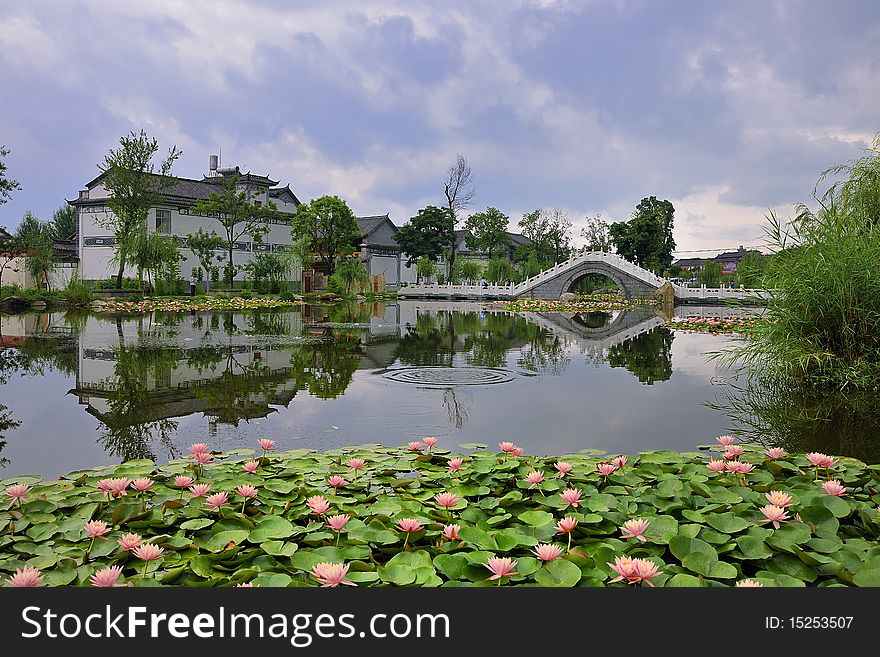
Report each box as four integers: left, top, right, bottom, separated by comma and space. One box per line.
156, 209, 172, 234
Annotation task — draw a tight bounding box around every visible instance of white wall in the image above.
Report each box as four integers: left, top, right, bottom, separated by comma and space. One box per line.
0, 256, 30, 288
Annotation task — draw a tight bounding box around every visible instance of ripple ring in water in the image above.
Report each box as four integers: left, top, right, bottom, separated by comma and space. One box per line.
382, 367, 515, 387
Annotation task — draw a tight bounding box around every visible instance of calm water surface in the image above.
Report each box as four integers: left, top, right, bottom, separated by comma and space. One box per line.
1, 301, 877, 480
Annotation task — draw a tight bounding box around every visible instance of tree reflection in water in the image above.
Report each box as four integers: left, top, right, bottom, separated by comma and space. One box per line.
606, 327, 674, 384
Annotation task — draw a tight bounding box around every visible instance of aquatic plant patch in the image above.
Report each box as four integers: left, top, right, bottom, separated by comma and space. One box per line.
668, 316, 768, 335
497, 294, 657, 313
92, 296, 312, 314
2, 439, 879, 587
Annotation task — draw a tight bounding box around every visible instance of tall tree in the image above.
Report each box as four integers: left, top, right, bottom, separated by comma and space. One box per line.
580, 214, 612, 251
186, 228, 226, 291
0, 145, 21, 206
518, 208, 572, 264
290, 195, 360, 276
97, 130, 182, 289
464, 207, 511, 259
50, 204, 77, 241
15, 211, 53, 290
443, 154, 475, 278
609, 196, 676, 271
395, 205, 455, 266
191, 174, 281, 285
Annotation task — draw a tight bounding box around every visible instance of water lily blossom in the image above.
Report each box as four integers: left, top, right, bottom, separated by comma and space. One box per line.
5, 565, 44, 587
736, 579, 764, 587
434, 492, 461, 509
620, 518, 650, 542
5, 483, 29, 506
257, 438, 277, 452
707, 459, 727, 473
117, 533, 143, 551
407, 441, 424, 451
723, 445, 745, 460
716, 435, 736, 446
447, 458, 464, 474
559, 488, 583, 508
328, 476, 347, 488
347, 458, 366, 472
765, 448, 787, 459
135, 543, 164, 561
533, 544, 564, 562
554, 461, 573, 477
485, 557, 519, 582
510, 446, 524, 457
499, 442, 517, 454
205, 492, 229, 511
611, 455, 628, 469
174, 475, 194, 488
243, 461, 259, 474
632, 558, 660, 586
727, 461, 754, 474
397, 518, 423, 533
327, 514, 351, 532
98, 477, 130, 498
423, 437, 438, 450
765, 491, 793, 507
236, 485, 258, 499
597, 462, 617, 477
306, 495, 331, 515
608, 556, 636, 583
311, 562, 355, 587
189, 483, 211, 498
131, 478, 153, 492
759, 504, 789, 529
556, 517, 578, 534
806, 452, 836, 469
442, 524, 461, 541
821, 480, 847, 496
525, 471, 545, 489
188, 443, 210, 455
193, 451, 213, 465
90, 565, 124, 588
84, 520, 110, 539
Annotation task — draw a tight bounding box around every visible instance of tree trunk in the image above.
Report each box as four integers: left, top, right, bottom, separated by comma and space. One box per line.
115, 259, 125, 290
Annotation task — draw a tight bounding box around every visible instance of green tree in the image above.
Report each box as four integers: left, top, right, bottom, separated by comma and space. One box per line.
15, 211, 53, 290
290, 195, 360, 276
464, 207, 511, 259
485, 257, 515, 284
607, 327, 674, 384
609, 196, 676, 271
97, 129, 182, 289
245, 251, 293, 293
452, 259, 482, 285
328, 256, 369, 294
443, 154, 476, 278
191, 174, 280, 285
580, 214, 613, 251
518, 208, 572, 264
50, 205, 77, 241
0, 145, 21, 206
415, 255, 438, 283
698, 261, 723, 287
395, 205, 455, 266
186, 228, 225, 292
116, 230, 180, 291
735, 251, 765, 288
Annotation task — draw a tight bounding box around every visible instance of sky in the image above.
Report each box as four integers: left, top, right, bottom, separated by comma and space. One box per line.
1, 0, 878, 256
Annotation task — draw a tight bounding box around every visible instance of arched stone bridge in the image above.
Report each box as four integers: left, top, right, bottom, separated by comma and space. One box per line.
400, 251, 771, 303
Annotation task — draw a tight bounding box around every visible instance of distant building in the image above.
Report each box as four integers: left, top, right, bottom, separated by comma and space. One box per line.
673, 246, 760, 274
354, 214, 416, 289
452, 229, 533, 264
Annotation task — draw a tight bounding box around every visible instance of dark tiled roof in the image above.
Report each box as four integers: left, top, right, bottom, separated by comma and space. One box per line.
356, 214, 393, 238
0, 226, 11, 240
673, 258, 707, 267
269, 184, 301, 206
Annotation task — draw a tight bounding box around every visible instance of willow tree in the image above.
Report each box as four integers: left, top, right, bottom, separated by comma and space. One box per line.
290, 195, 360, 276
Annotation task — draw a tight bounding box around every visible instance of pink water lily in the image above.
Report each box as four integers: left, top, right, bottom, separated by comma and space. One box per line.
236, 485, 258, 499
84, 520, 110, 539
821, 480, 847, 496
258, 438, 277, 452
423, 437, 438, 450
608, 555, 636, 583
131, 478, 154, 492
525, 471, 545, 489
5, 565, 44, 587
90, 565, 124, 588
306, 495, 331, 515
193, 451, 213, 465
806, 452, 835, 469
347, 458, 366, 472
327, 514, 351, 532
533, 544, 564, 562
396, 518, 423, 533
597, 462, 617, 477
611, 455, 628, 469
442, 524, 461, 541
735, 579, 764, 587
632, 558, 660, 586
554, 461, 573, 477
328, 476, 347, 488
723, 445, 744, 459
759, 504, 789, 529
174, 475, 194, 488
243, 460, 259, 474
5, 483, 29, 505
188, 443, 210, 455
485, 557, 519, 581
726, 461, 754, 474
434, 492, 461, 509
117, 533, 143, 551
499, 441, 517, 454
765, 447, 787, 459
189, 483, 211, 498
707, 459, 727, 473
205, 491, 229, 510
407, 441, 424, 451
620, 518, 650, 542
134, 543, 164, 561
716, 435, 736, 446
556, 517, 578, 534
510, 446, 524, 457
311, 562, 355, 587
98, 477, 130, 498
559, 488, 583, 508
447, 458, 464, 474
765, 491, 793, 507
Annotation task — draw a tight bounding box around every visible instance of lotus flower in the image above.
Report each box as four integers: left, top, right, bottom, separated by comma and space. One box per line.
485, 557, 519, 581
117, 533, 143, 551
533, 543, 564, 562
307, 495, 331, 515
806, 452, 835, 469
328, 476, 347, 488
193, 451, 213, 465
765, 447, 787, 459
707, 459, 727, 473
258, 438, 277, 452
347, 458, 366, 471
236, 485, 258, 499
5, 565, 44, 587
765, 491, 792, 507
90, 565, 124, 587
311, 562, 355, 587
434, 492, 461, 509
716, 435, 736, 446
5, 483, 29, 505
188, 443, 210, 455
597, 462, 617, 477
554, 461, 573, 477
236, 582, 258, 587
448, 458, 464, 474
723, 445, 744, 459
131, 477, 153, 492
189, 483, 211, 498
134, 543, 164, 561
98, 477, 130, 497
759, 504, 789, 529
396, 518, 423, 533
423, 437, 438, 450
821, 480, 846, 496
174, 475, 194, 488
525, 471, 544, 489
611, 455, 628, 469
608, 556, 636, 583
735, 579, 764, 587
556, 517, 578, 534
510, 446, 524, 457
620, 518, 650, 542
632, 558, 660, 586
407, 441, 424, 451
327, 514, 350, 531
726, 461, 753, 474
442, 524, 461, 541
205, 491, 229, 510
559, 488, 583, 508
499, 442, 517, 454
84, 520, 110, 539
243, 461, 259, 474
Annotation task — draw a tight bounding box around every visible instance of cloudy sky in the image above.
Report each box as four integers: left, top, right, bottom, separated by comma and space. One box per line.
1, 0, 878, 255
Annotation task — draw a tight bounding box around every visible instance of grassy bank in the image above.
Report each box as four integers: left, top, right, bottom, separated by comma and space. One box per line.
3, 440, 879, 587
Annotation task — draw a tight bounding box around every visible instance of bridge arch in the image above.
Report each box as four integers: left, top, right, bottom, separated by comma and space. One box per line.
558, 264, 636, 299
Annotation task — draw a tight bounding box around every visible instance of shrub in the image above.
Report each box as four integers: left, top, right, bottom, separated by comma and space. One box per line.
61, 272, 93, 309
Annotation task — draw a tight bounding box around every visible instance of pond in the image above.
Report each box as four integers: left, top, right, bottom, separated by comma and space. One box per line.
1, 301, 878, 480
